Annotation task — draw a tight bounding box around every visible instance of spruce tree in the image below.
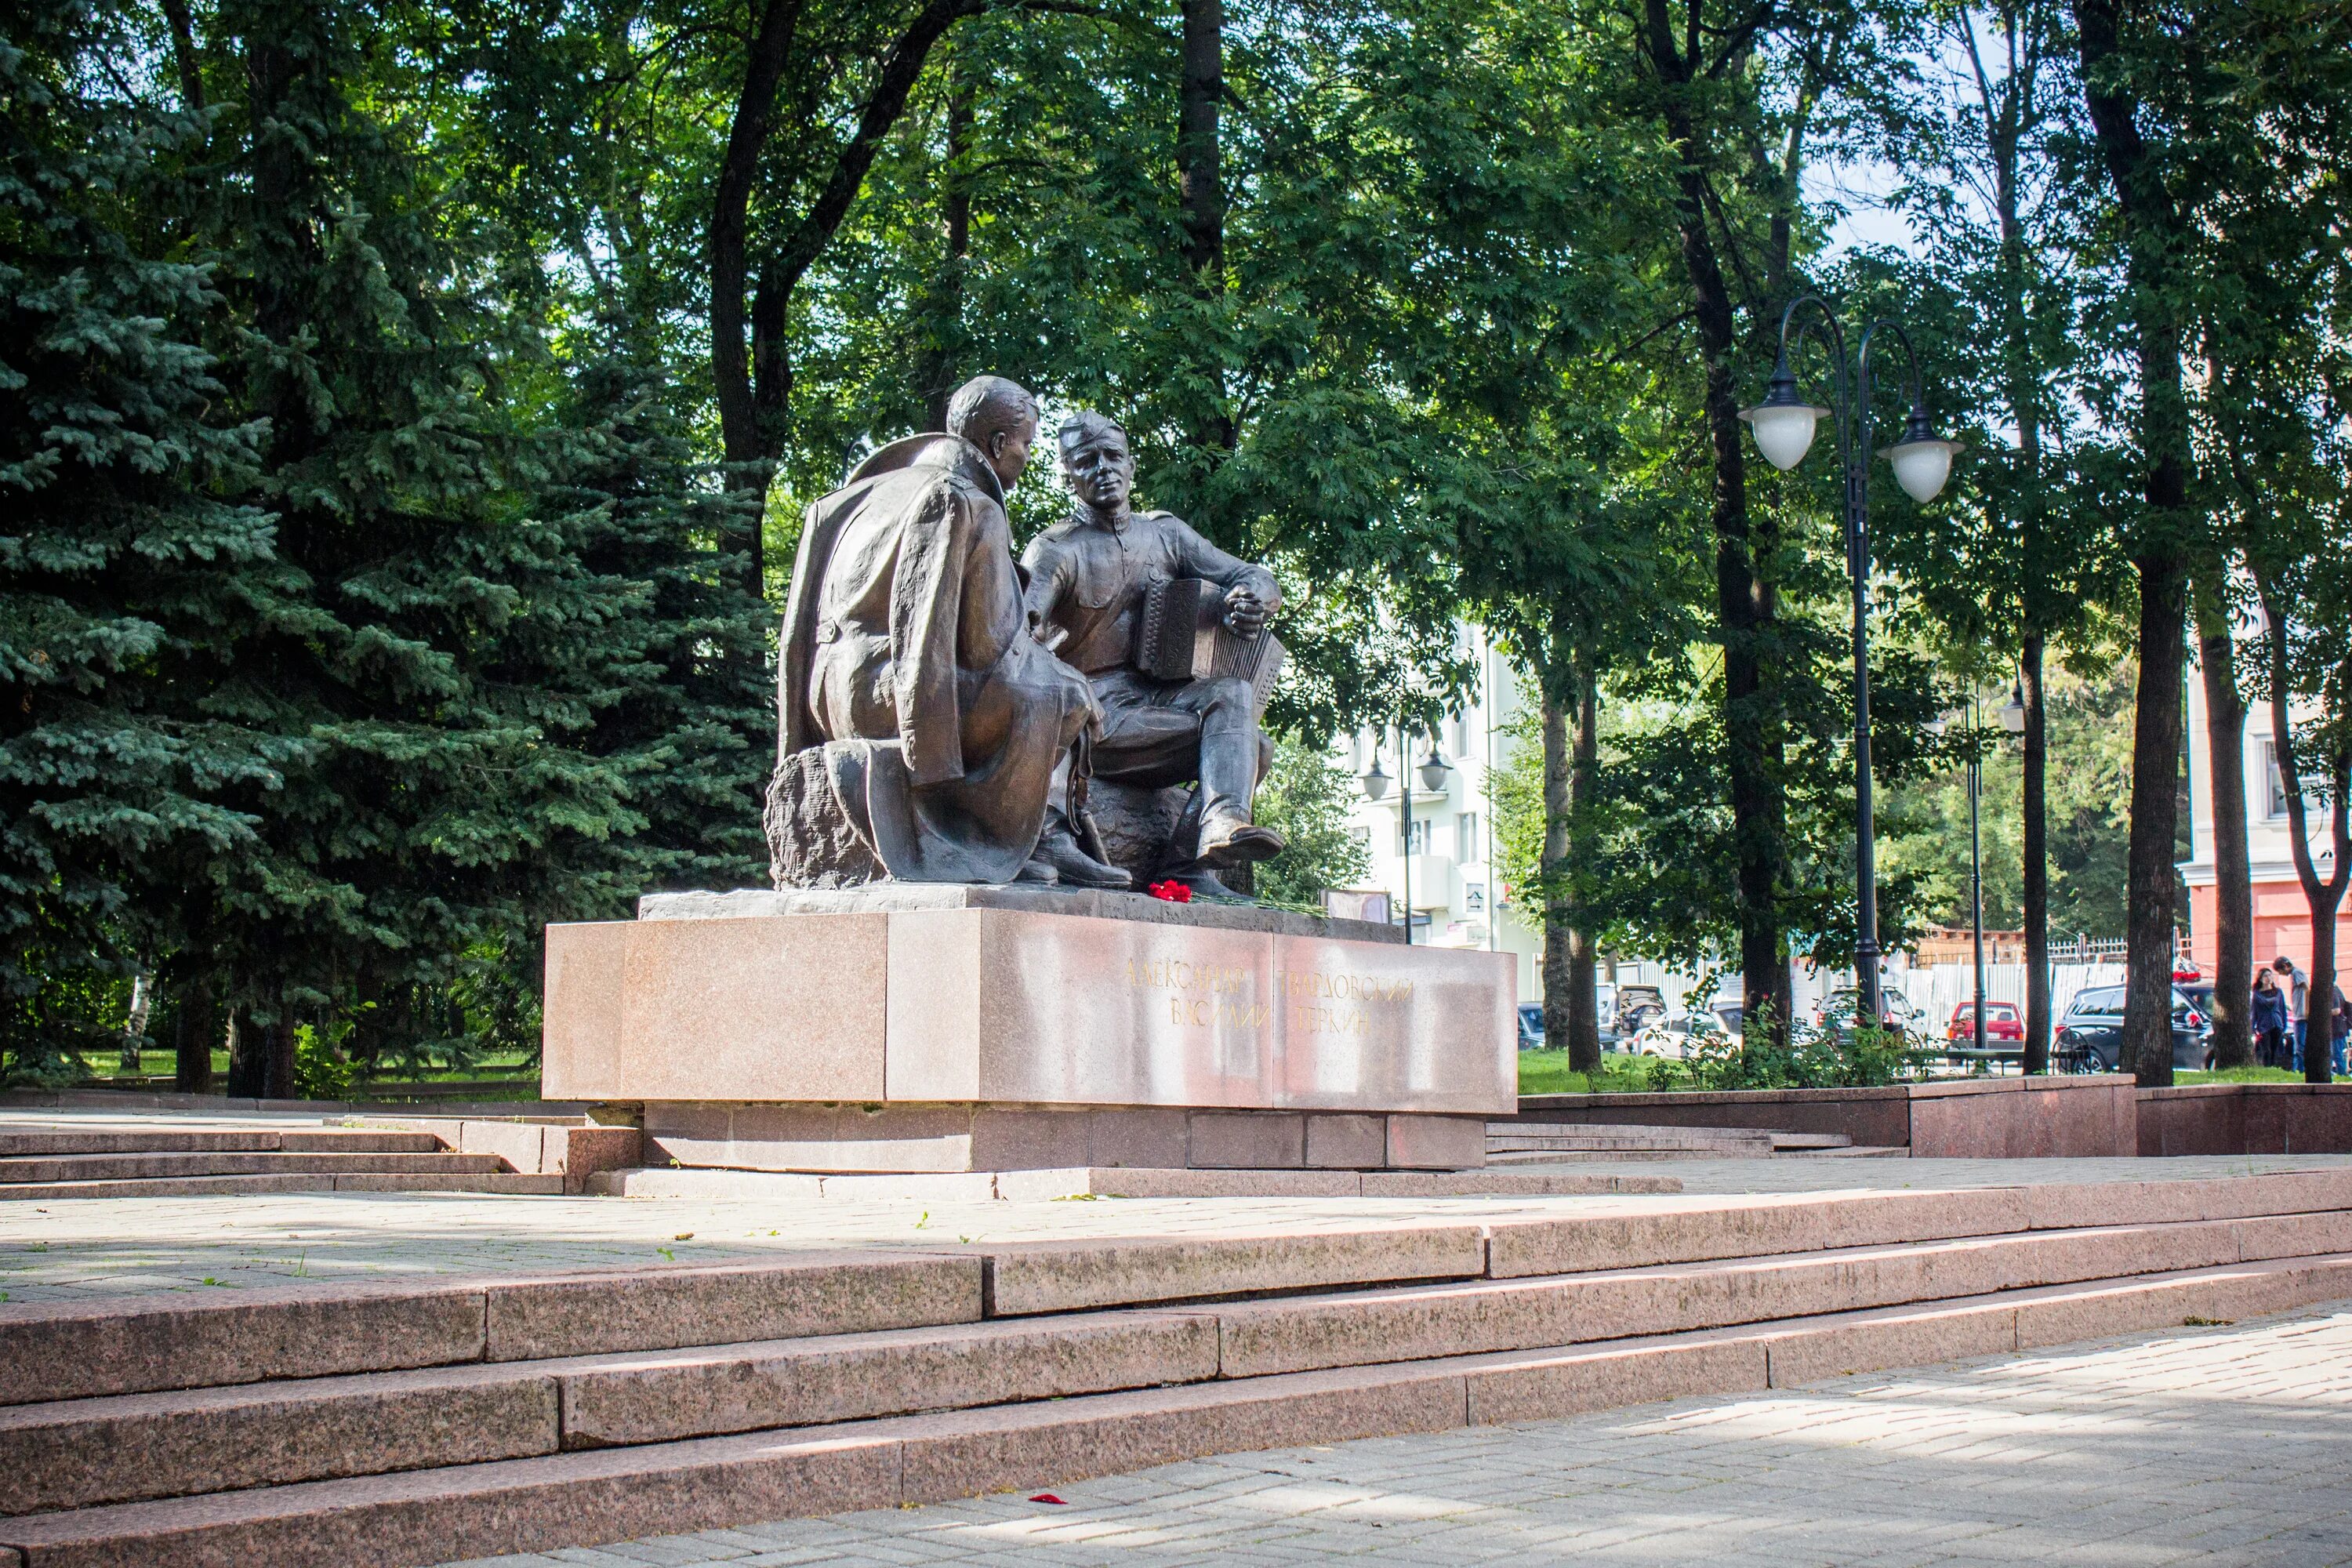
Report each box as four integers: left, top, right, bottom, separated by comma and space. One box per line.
0, 2, 274, 1083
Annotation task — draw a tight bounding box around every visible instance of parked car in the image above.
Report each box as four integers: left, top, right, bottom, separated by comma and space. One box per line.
1628, 1011, 1730, 1059
1517, 1004, 1547, 1051
1946, 1000, 2024, 1045
1815, 985, 1919, 1038
1616, 985, 1666, 1036
2053, 984, 2210, 1072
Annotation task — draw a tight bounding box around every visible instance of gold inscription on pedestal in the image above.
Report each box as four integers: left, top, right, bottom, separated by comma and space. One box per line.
1125, 956, 1268, 1032
1117, 954, 1419, 1037
1272, 967, 1414, 1039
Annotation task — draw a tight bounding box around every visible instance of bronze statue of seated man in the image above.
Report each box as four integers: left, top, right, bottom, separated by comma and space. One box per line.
1021, 412, 1286, 892
768, 376, 1126, 889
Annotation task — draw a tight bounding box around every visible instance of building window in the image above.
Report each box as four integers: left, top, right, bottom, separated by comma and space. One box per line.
1457, 811, 1479, 862
1401, 817, 1428, 854
2266, 739, 2321, 821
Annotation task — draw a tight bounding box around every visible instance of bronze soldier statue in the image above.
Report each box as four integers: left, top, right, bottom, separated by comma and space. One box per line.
770, 377, 1128, 887
1022, 412, 1286, 892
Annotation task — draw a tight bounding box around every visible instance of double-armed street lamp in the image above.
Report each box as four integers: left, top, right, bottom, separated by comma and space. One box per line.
1740, 295, 1964, 1029
1360, 725, 1454, 946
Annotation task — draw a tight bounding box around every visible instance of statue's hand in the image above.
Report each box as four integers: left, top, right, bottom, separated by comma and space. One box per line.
1222, 586, 1266, 639
1029, 608, 1069, 653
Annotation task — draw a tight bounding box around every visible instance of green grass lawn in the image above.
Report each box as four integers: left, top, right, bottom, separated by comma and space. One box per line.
2173, 1064, 2328, 1084
1518, 1054, 2339, 1097
1516, 1050, 1661, 1096
77, 1050, 539, 1087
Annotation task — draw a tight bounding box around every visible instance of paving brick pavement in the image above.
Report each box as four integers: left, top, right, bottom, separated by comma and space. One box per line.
447, 1307, 2352, 1568
4, 1148, 2350, 1305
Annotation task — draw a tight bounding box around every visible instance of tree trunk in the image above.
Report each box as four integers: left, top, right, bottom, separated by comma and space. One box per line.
263, 1017, 296, 1099
172, 975, 216, 1094
2076, 0, 2194, 1089
915, 60, 974, 433
1540, 697, 1574, 1065
2123, 558, 2188, 1086
2308, 774, 2347, 1084
708, 0, 803, 599
162, 0, 205, 111
2196, 578, 2254, 1068
1175, 0, 1236, 459
1564, 666, 1602, 1073
1639, 4, 1789, 1045
2020, 632, 2052, 1073
225, 1009, 258, 1098
1178, 0, 1224, 282
2256, 577, 2349, 1084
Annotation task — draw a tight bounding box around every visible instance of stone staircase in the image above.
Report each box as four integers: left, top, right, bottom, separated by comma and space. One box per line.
0, 1126, 563, 1200
2, 1169, 2350, 1565
1484, 1121, 1902, 1161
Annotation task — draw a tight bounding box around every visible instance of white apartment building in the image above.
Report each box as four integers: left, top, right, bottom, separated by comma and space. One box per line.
1330, 628, 1544, 1001
1327, 626, 1722, 1014
2182, 646, 2347, 982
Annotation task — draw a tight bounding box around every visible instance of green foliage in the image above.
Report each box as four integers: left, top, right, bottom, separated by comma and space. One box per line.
2, 3, 772, 1087
0, 2, 275, 1081
1879, 666, 2138, 935
1642, 1012, 1929, 1091
6, 0, 2345, 1095
1251, 741, 1373, 913
291, 1020, 358, 1101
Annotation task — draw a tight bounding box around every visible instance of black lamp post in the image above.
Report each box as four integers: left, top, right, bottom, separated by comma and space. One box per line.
1740, 296, 1963, 1029
1362, 722, 1456, 946
1967, 694, 1987, 1058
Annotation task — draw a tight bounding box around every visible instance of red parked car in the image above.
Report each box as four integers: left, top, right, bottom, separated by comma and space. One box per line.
1947, 1000, 2024, 1044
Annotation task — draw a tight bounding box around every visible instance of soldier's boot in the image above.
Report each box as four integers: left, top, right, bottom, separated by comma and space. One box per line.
1028, 808, 1132, 888
1195, 717, 1283, 866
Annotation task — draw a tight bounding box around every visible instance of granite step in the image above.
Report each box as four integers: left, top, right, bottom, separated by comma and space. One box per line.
5, 1207, 2348, 1516
5, 1252, 2347, 1568
1203, 1209, 2352, 1378
0, 1310, 1219, 1515
1486, 1122, 1777, 1149
0, 1129, 444, 1158
0, 1253, 989, 1406
0, 1171, 566, 1202
1486, 1147, 1767, 1163
0, 1152, 510, 1185
10, 1168, 2350, 1410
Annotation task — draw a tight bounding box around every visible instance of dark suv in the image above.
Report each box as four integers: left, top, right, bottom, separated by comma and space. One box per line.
2054, 985, 2211, 1072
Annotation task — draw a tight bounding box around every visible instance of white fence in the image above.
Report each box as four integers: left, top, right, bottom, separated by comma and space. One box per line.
1887, 961, 2129, 1032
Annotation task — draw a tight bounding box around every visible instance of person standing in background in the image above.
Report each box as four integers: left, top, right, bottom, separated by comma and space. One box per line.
2274, 956, 2310, 1071
2332, 983, 2349, 1078
2252, 968, 2289, 1069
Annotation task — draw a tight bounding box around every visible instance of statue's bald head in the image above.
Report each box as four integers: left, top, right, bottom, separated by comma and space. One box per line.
945, 376, 1040, 491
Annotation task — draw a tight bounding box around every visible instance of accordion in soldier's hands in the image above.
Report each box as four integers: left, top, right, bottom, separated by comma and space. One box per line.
1133, 577, 1283, 709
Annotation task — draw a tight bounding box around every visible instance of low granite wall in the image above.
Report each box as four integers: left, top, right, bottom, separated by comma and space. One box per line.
2137, 1083, 2352, 1156
1512, 1073, 2140, 1158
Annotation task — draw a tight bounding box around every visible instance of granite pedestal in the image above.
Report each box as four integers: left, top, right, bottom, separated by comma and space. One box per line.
542, 887, 1515, 1173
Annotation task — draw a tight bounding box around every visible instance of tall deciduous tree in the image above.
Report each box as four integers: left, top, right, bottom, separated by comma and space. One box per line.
1875, 0, 2120, 1072
2071, 0, 2198, 1086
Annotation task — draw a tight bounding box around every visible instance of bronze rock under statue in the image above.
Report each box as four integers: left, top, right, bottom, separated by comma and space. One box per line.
1022, 411, 1286, 898
769, 376, 1128, 888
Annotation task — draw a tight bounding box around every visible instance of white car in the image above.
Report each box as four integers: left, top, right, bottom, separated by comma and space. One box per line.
1628, 1013, 1731, 1059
